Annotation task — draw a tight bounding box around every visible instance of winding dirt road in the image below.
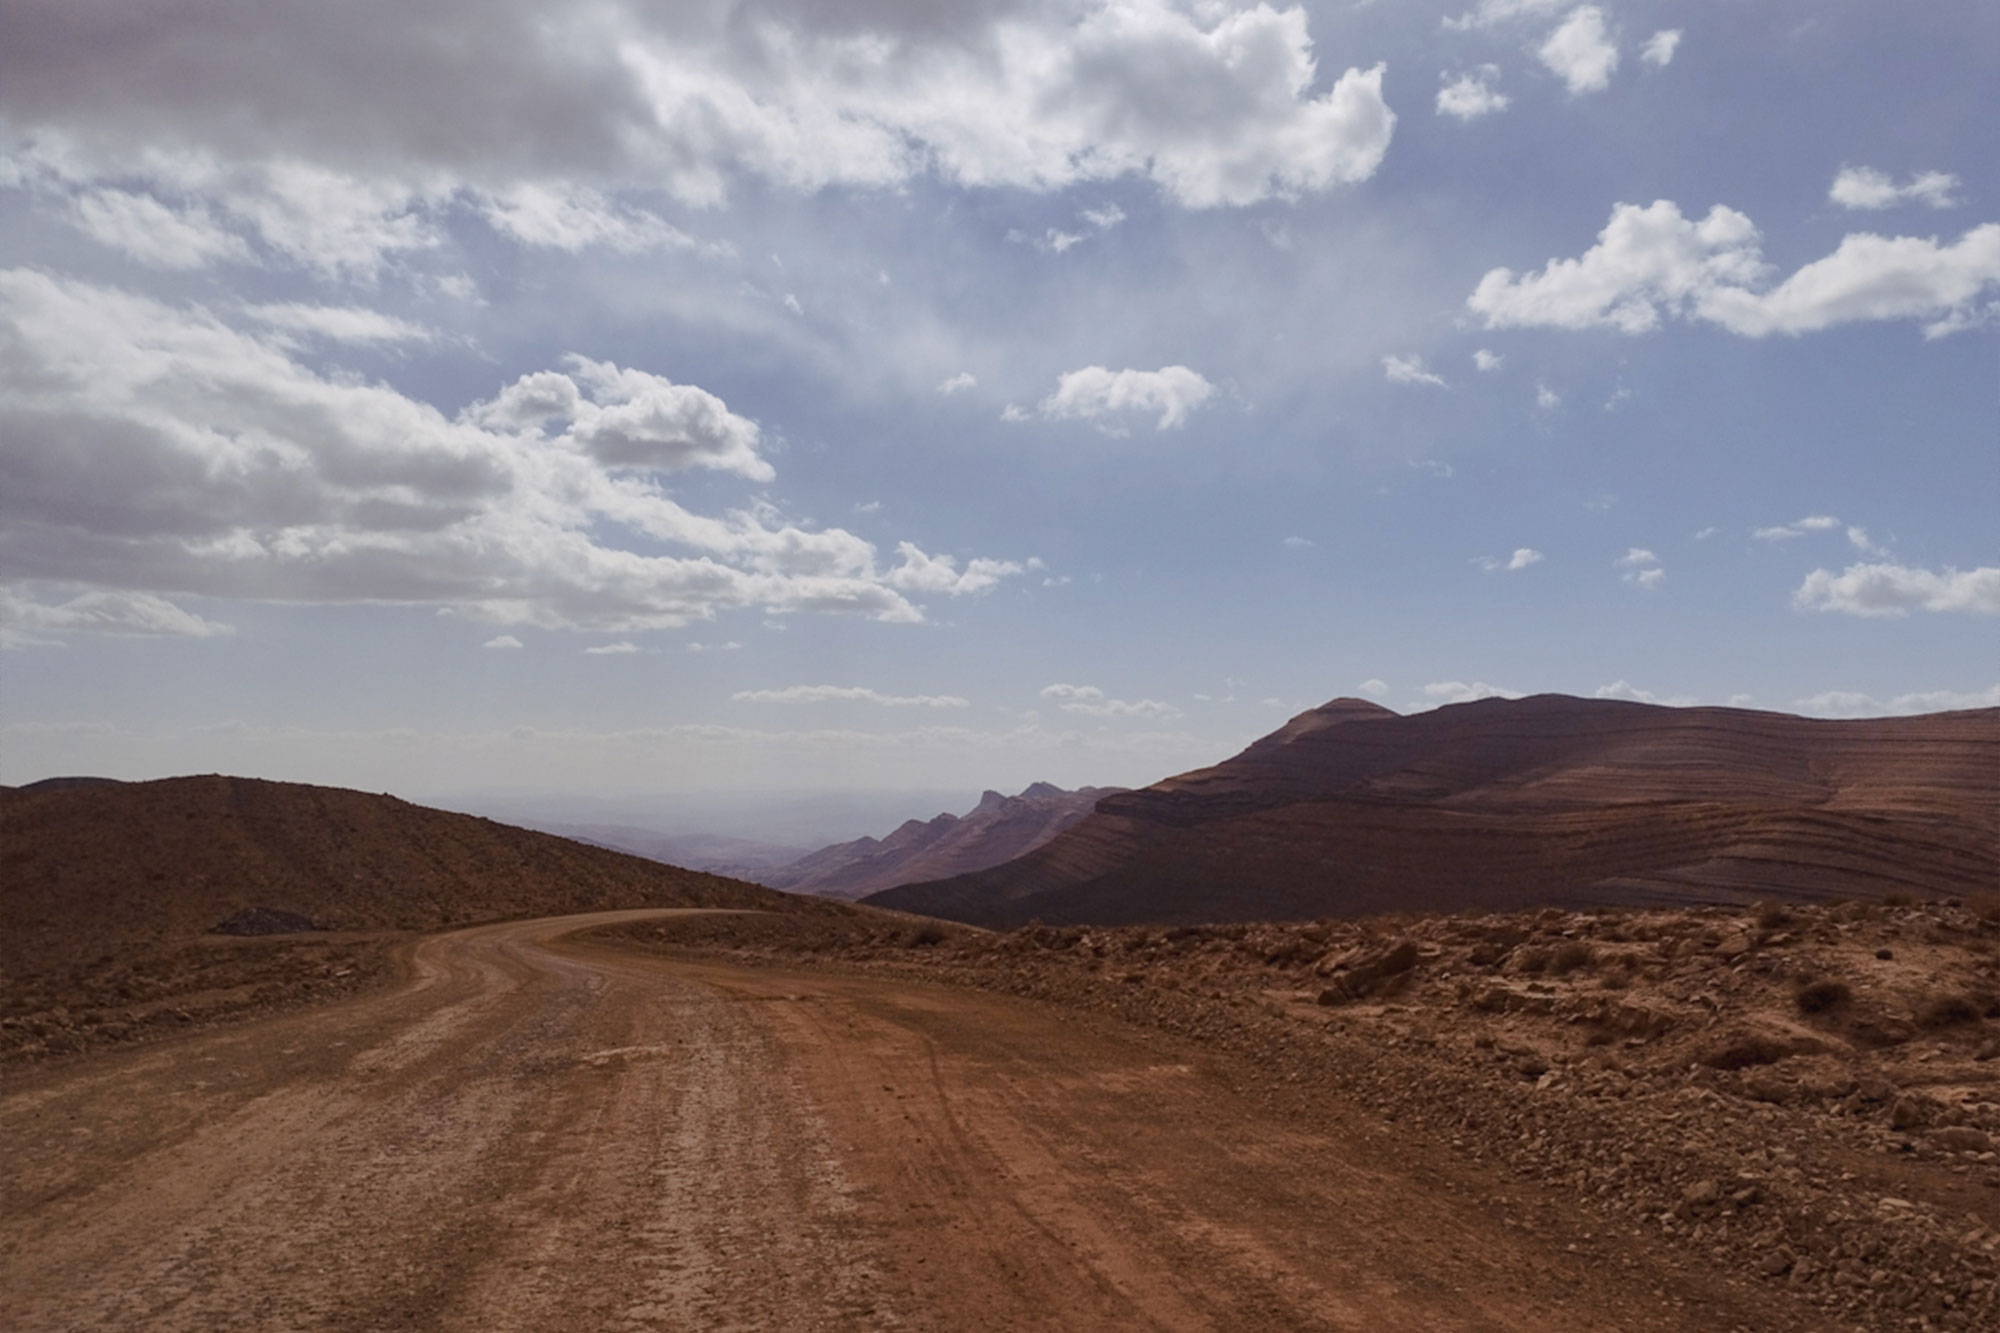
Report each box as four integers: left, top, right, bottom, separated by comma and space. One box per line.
2, 910, 1797, 1331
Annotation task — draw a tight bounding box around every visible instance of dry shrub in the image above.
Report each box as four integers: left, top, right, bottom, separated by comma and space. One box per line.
1754, 902, 1793, 931
1794, 978, 1853, 1015
1514, 946, 1552, 975
1698, 1034, 1790, 1071
1548, 941, 1596, 976
1920, 992, 1983, 1028
900, 921, 949, 949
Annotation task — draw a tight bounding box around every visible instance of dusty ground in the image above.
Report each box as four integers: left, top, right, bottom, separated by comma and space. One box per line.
2, 907, 1815, 1331
607, 897, 2000, 1330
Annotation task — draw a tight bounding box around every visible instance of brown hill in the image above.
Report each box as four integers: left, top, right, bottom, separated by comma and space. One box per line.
763, 782, 1123, 900
866, 695, 2000, 927
0, 773, 805, 985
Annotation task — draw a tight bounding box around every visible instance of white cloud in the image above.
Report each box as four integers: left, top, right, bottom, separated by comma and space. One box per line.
1442, 0, 1566, 32
1846, 526, 1886, 556
1692, 526, 1718, 540
1437, 67, 1510, 121
936, 372, 978, 395
1535, 382, 1562, 410
1792, 563, 2000, 618
1039, 683, 1182, 719
583, 641, 642, 655
1475, 547, 1543, 572
478, 183, 700, 254
1034, 365, 1216, 431
1081, 203, 1127, 231
1356, 678, 1390, 698
880, 542, 1026, 597
1473, 348, 1504, 372
1829, 167, 1962, 212
1752, 514, 1842, 541
1538, 7, 1620, 96
684, 640, 741, 653
71, 190, 251, 270
1419, 680, 1522, 705
3, 0, 1396, 256
1593, 680, 1696, 706
482, 634, 523, 650
731, 685, 970, 708
1383, 354, 1448, 388
1470, 201, 2000, 339
1616, 547, 1663, 587
1640, 30, 1682, 68
1793, 683, 2000, 717
1283, 535, 1316, 549
0, 586, 232, 645
0, 268, 1027, 633
241, 302, 433, 345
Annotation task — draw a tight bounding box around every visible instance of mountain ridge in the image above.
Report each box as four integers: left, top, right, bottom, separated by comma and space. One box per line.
762, 781, 1125, 900
865, 695, 1999, 926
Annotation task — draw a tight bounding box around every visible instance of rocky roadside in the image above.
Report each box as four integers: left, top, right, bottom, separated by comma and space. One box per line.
604, 898, 2000, 1331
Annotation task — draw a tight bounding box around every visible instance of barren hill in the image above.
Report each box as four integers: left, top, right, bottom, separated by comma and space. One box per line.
867, 695, 2000, 926
0, 774, 803, 986
763, 782, 1122, 899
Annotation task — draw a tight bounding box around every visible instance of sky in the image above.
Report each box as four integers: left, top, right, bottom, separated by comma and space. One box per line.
1, 0, 1995, 809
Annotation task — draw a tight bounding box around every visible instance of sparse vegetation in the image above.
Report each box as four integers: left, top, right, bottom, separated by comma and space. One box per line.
1794, 977, 1853, 1015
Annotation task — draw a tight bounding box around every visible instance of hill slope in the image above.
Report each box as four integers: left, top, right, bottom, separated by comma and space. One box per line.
867, 695, 2000, 926
0, 774, 804, 983
762, 782, 1122, 899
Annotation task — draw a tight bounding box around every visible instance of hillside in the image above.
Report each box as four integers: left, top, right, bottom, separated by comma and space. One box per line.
0, 774, 811, 981
762, 782, 1122, 900
867, 695, 2000, 927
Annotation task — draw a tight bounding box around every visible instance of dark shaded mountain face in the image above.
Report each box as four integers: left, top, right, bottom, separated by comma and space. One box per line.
866, 695, 2000, 927
0, 774, 814, 982
762, 783, 1126, 900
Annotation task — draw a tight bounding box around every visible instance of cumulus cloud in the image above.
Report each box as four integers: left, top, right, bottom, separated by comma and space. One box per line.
1792, 563, 2000, 618
1793, 683, 2000, 717
0, 268, 1026, 633
1616, 547, 1663, 587
1473, 348, 1503, 371
1033, 365, 1216, 431
1419, 680, 1522, 705
1469, 200, 2000, 339
1829, 167, 1961, 212
1356, 678, 1390, 698
1437, 67, 1510, 121
1535, 382, 1561, 410
1474, 547, 1543, 572
482, 634, 523, 650
1538, 7, 1620, 95
1593, 680, 1696, 706
1640, 30, 1682, 68
731, 685, 970, 708
0, 0, 1397, 282
1283, 535, 1316, 549
1383, 354, 1448, 388
1040, 683, 1182, 719
0, 586, 232, 645
936, 372, 978, 395
583, 641, 642, 655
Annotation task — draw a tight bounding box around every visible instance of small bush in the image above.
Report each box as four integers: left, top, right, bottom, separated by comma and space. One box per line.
1794, 978, 1853, 1015
1698, 1034, 1790, 1071
1514, 946, 1552, 975
1882, 893, 1916, 908
1920, 992, 1982, 1028
1548, 941, 1596, 976
901, 922, 949, 948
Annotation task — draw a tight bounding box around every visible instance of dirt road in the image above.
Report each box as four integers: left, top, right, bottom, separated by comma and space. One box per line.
1, 910, 1804, 1331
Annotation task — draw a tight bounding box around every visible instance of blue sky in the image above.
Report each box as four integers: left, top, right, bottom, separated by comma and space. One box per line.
1, 0, 1994, 802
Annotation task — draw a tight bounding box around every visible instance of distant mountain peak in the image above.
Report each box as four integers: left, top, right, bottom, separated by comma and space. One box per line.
1021, 781, 1065, 799
976, 789, 1008, 811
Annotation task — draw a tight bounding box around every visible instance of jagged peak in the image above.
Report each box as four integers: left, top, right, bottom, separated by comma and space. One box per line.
1020, 781, 1065, 800
976, 789, 1008, 811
